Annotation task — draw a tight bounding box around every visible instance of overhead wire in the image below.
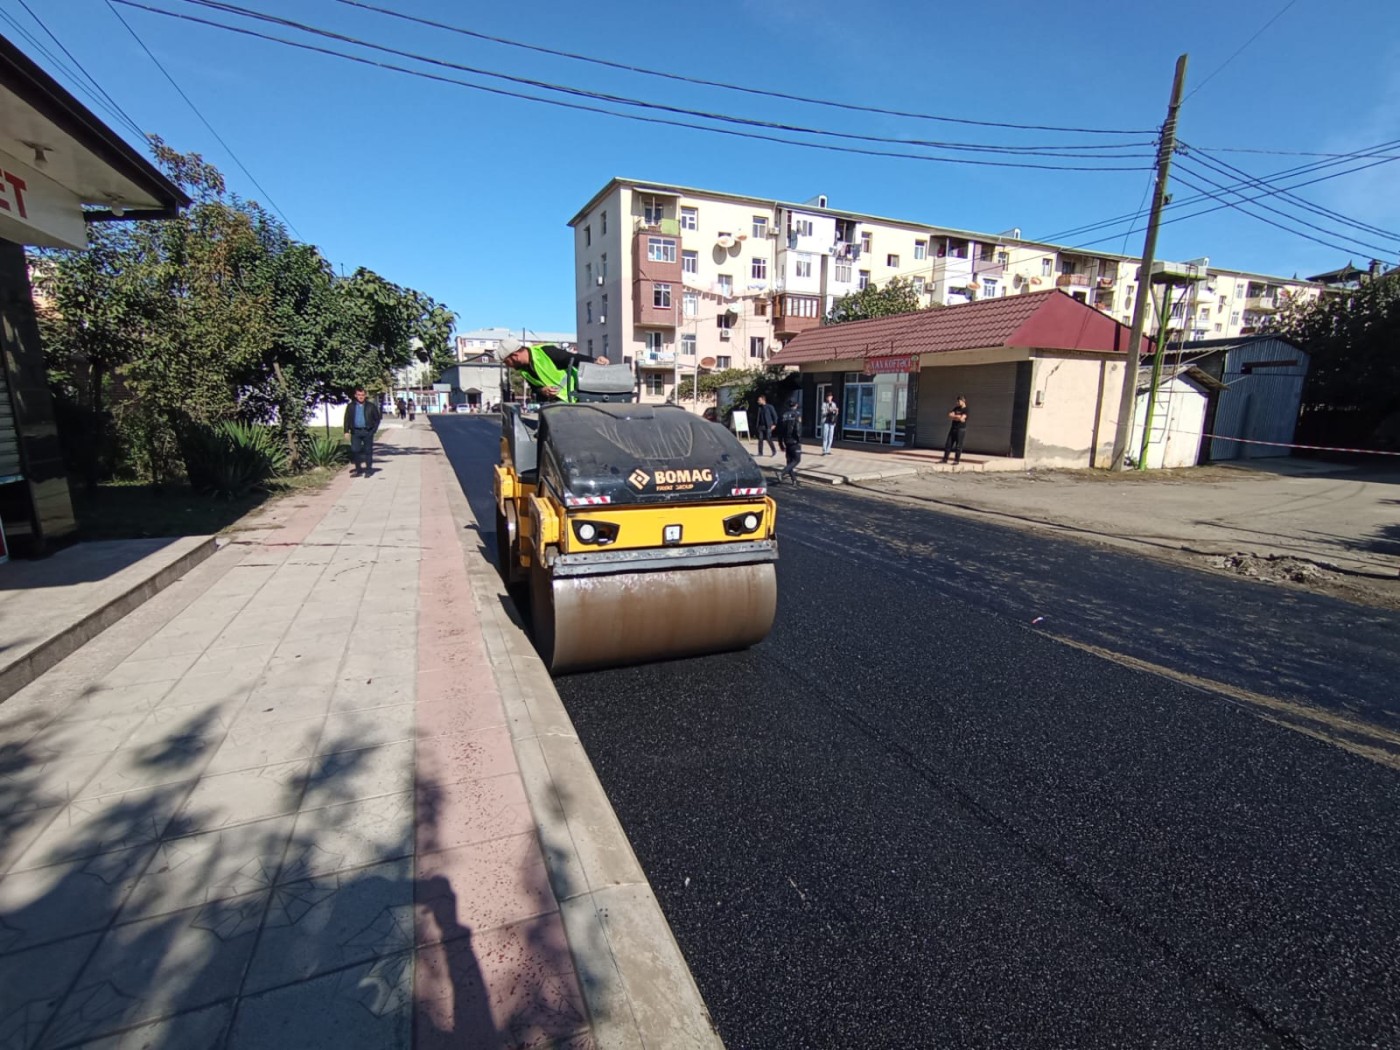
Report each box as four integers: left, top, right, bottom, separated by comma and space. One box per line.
142, 0, 1155, 165
111, 0, 1152, 173
103, 0, 300, 236
330, 0, 1155, 137
1182, 0, 1299, 103
1169, 167, 1368, 256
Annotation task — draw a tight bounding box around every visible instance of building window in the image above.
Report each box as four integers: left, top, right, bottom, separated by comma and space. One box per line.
914, 240, 927, 260
996, 250, 1010, 265
586, 301, 593, 324
1170, 300, 1187, 319
716, 355, 731, 368
585, 262, 592, 286
717, 312, 734, 331
681, 206, 697, 230
912, 276, 925, 294
717, 274, 733, 296
645, 373, 665, 395
793, 218, 813, 237
683, 291, 698, 317
1041, 258, 1053, 277
647, 237, 677, 263
584, 225, 591, 247
654, 283, 672, 308
983, 278, 998, 297
600, 253, 608, 278
752, 257, 768, 280
858, 270, 870, 290
646, 331, 664, 353
601, 294, 608, 321
752, 216, 768, 238
1230, 311, 1240, 325
886, 254, 899, 268
587, 338, 593, 354
1215, 323, 1223, 332
860, 232, 872, 253
683, 250, 698, 274
682, 333, 696, 356
601, 210, 607, 234
754, 299, 767, 316
750, 336, 765, 358
835, 261, 852, 283
643, 198, 665, 225
795, 257, 812, 278
602, 333, 609, 356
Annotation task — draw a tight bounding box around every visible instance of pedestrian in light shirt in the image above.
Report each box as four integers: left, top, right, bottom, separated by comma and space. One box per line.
343, 385, 382, 476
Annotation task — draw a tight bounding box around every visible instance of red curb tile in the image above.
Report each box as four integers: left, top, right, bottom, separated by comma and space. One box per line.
415, 696, 507, 738
417, 725, 520, 784
414, 773, 534, 856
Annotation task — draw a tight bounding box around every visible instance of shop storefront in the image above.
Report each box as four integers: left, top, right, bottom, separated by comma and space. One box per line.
840, 354, 919, 446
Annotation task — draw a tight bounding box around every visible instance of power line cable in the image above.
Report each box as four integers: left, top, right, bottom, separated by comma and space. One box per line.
103, 0, 299, 235
331, 0, 1155, 137
0, 6, 146, 140
1170, 168, 1368, 256
1183, 0, 1299, 103
13, 0, 149, 140
112, 0, 1152, 173
1182, 144, 1400, 244
1037, 138, 1400, 243
1191, 144, 1400, 160
151, 0, 1155, 165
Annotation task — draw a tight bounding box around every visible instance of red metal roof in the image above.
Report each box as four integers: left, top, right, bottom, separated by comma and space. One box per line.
769, 289, 1139, 366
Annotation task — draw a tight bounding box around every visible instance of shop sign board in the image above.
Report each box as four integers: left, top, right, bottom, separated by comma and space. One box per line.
864, 354, 920, 374
0, 148, 87, 249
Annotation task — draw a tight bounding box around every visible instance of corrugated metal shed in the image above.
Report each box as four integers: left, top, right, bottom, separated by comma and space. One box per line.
1182, 336, 1309, 460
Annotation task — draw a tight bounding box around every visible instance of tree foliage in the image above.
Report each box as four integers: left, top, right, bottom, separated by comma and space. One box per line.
1265, 274, 1400, 446
823, 276, 926, 325
35, 137, 456, 480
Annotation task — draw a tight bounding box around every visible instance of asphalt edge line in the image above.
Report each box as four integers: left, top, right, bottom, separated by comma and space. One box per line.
0, 534, 221, 705
432, 435, 724, 1050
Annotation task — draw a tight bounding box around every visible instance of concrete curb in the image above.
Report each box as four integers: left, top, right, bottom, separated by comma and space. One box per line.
436, 446, 725, 1049
0, 534, 221, 704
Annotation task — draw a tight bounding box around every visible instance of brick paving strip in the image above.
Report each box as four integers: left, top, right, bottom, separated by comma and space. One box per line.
0, 424, 721, 1050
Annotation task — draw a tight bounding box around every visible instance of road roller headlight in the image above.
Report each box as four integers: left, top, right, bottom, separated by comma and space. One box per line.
570, 519, 618, 546
724, 510, 764, 536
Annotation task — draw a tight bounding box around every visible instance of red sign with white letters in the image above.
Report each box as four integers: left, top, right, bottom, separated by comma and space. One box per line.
864, 354, 920, 374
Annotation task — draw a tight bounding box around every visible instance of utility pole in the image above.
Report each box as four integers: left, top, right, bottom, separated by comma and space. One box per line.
1110, 53, 1188, 471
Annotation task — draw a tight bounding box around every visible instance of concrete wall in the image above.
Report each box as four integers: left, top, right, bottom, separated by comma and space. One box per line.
1024, 353, 1127, 468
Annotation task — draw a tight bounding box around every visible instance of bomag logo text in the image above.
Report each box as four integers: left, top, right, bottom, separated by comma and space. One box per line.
653, 468, 714, 485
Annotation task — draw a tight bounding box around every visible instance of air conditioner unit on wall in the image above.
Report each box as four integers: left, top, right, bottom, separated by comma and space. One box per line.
599, 316, 606, 325
596, 275, 603, 286
719, 329, 731, 341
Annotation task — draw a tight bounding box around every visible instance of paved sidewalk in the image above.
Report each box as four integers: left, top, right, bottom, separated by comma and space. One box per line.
0, 426, 702, 1049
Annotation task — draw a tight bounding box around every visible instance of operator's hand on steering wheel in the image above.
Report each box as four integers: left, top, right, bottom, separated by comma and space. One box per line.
539, 386, 562, 402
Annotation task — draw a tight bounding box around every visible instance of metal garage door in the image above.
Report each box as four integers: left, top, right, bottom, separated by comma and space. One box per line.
915, 362, 1028, 456
0, 363, 21, 481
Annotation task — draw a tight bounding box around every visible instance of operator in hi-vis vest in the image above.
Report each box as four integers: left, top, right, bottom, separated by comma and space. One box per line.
495, 336, 609, 404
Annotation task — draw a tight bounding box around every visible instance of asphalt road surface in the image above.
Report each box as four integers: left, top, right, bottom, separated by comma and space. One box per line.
436, 415, 1400, 1050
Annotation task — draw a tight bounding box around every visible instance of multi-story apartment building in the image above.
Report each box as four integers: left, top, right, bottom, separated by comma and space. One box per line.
569, 178, 1323, 404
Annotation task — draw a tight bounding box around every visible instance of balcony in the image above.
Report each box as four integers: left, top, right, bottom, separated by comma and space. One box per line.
638, 352, 676, 369
1056, 273, 1092, 289
1244, 295, 1279, 313
635, 216, 681, 236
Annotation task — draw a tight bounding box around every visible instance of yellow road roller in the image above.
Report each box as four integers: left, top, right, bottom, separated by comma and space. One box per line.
492, 365, 777, 674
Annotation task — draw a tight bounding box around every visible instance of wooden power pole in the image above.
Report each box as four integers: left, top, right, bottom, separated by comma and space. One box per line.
1111, 54, 1189, 471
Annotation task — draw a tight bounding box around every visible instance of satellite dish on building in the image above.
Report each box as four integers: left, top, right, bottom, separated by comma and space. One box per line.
699, 356, 717, 369
716, 235, 734, 249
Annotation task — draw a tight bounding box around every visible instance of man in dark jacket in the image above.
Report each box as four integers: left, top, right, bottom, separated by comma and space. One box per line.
344, 386, 382, 476
755, 394, 779, 457
775, 395, 802, 486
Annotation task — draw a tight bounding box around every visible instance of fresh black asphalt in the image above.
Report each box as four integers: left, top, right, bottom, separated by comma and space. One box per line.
436, 415, 1400, 1050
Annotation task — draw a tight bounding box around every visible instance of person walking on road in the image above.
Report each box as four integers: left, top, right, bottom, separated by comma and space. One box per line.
942, 395, 968, 465
407, 396, 417, 422
755, 394, 779, 457
821, 393, 840, 455
775, 395, 803, 486
344, 385, 382, 476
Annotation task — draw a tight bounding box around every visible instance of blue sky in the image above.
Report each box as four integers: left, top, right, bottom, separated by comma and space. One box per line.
12, 0, 1400, 333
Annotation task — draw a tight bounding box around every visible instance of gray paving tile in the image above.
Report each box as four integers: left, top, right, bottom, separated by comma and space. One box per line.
316, 706, 415, 757
58, 1001, 232, 1049
13, 788, 187, 872
174, 762, 308, 835
153, 672, 258, 711
244, 856, 413, 995
203, 714, 325, 776
118, 817, 293, 923
0, 932, 103, 1050
328, 673, 415, 713
0, 844, 150, 954
58, 685, 168, 725
1, 748, 111, 814
261, 654, 344, 688
340, 650, 414, 683
43, 895, 265, 1047
94, 653, 203, 688
38, 713, 149, 759
299, 741, 414, 810
187, 643, 278, 679
0, 805, 61, 875
232, 686, 332, 729
225, 948, 412, 1050
281, 792, 415, 882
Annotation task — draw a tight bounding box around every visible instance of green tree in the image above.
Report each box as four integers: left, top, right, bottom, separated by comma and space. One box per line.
823, 276, 925, 325
1266, 274, 1400, 446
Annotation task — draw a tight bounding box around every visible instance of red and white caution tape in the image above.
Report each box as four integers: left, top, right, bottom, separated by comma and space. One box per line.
1204, 434, 1400, 456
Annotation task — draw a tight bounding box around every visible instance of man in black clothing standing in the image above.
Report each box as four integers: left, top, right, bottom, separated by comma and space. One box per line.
754, 394, 779, 457
941, 395, 968, 465
344, 386, 382, 476
775, 395, 803, 486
